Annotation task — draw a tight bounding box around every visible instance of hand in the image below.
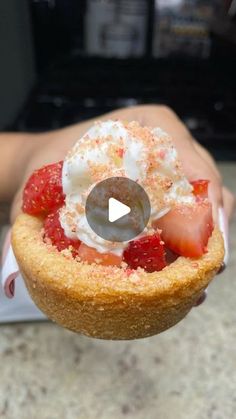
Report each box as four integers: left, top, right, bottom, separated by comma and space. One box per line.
10, 105, 235, 228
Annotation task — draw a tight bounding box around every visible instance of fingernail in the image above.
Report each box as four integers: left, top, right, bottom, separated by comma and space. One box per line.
194, 289, 207, 307
217, 262, 226, 274
218, 207, 229, 267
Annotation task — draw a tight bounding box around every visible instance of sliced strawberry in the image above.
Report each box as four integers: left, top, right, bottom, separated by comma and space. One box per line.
123, 233, 167, 273
22, 161, 65, 215
153, 202, 214, 258
78, 243, 122, 267
191, 179, 209, 199
43, 209, 81, 257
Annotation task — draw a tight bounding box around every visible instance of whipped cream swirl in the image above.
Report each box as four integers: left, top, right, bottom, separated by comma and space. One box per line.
60, 120, 194, 255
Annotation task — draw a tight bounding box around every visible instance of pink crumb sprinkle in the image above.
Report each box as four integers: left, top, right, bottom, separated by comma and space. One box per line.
191, 262, 199, 268
125, 268, 134, 276
117, 148, 124, 158
158, 150, 166, 159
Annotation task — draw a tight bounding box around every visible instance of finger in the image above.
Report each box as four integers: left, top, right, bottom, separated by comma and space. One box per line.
208, 178, 224, 222
223, 186, 236, 221
191, 141, 224, 219
177, 144, 224, 221
10, 189, 22, 224
182, 146, 231, 269
192, 140, 222, 182
191, 141, 236, 262
217, 187, 235, 269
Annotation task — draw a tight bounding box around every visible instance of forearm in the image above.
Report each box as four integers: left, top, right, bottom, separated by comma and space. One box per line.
0, 132, 38, 202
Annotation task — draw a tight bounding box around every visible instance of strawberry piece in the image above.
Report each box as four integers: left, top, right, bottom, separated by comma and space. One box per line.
78, 243, 122, 267
191, 179, 209, 199
153, 202, 214, 258
43, 209, 81, 257
123, 233, 167, 273
22, 161, 65, 215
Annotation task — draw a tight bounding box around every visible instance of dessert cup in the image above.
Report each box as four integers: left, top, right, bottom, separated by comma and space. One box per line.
12, 214, 224, 340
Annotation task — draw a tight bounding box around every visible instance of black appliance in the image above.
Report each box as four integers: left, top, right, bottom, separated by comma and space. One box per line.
10, 0, 236, 160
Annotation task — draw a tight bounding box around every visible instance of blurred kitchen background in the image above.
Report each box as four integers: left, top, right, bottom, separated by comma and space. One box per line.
1, 0, 236, 159
1, 4, 236, 418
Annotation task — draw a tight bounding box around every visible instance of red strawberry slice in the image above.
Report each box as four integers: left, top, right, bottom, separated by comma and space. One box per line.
43, 209, 81, 257
22, 161, 65, 215
123, 233, 167, 273
153, 202, 213, 258
191, 179, 209, 199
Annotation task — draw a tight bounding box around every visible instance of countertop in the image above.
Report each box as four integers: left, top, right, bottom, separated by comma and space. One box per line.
0, 163, 235, 419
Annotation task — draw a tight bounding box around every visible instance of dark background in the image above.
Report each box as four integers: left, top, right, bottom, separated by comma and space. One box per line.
0, 0, 236, 159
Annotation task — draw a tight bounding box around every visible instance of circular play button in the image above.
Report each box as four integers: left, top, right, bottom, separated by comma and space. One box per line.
85, 177, 151, 242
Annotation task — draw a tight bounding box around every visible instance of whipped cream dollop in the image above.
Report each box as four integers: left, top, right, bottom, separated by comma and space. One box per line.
60, 120, 194, 255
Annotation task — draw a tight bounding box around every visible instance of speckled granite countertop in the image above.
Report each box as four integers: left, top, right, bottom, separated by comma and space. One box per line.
0, 163, 235, 419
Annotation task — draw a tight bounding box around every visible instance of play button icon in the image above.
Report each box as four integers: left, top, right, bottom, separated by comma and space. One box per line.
85, 177, 151, 242
108, 198, 131, 223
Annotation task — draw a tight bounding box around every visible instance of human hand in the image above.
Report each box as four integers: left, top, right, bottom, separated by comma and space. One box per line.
9, 105, 235, 307
11, 105, 235, 253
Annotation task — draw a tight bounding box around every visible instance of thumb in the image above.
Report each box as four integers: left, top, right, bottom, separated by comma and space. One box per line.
180, 146, 228, 267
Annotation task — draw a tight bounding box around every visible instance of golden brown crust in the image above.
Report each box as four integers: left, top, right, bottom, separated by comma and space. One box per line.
12, 214, 224, 340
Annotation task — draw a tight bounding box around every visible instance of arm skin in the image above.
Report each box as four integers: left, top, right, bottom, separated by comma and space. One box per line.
0, 105, 234, 223
0, 133, 38, 201
0, 119, 94, 203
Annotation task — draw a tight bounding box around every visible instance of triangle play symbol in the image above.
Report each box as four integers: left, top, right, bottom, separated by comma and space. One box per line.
108, 197, 131, 223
